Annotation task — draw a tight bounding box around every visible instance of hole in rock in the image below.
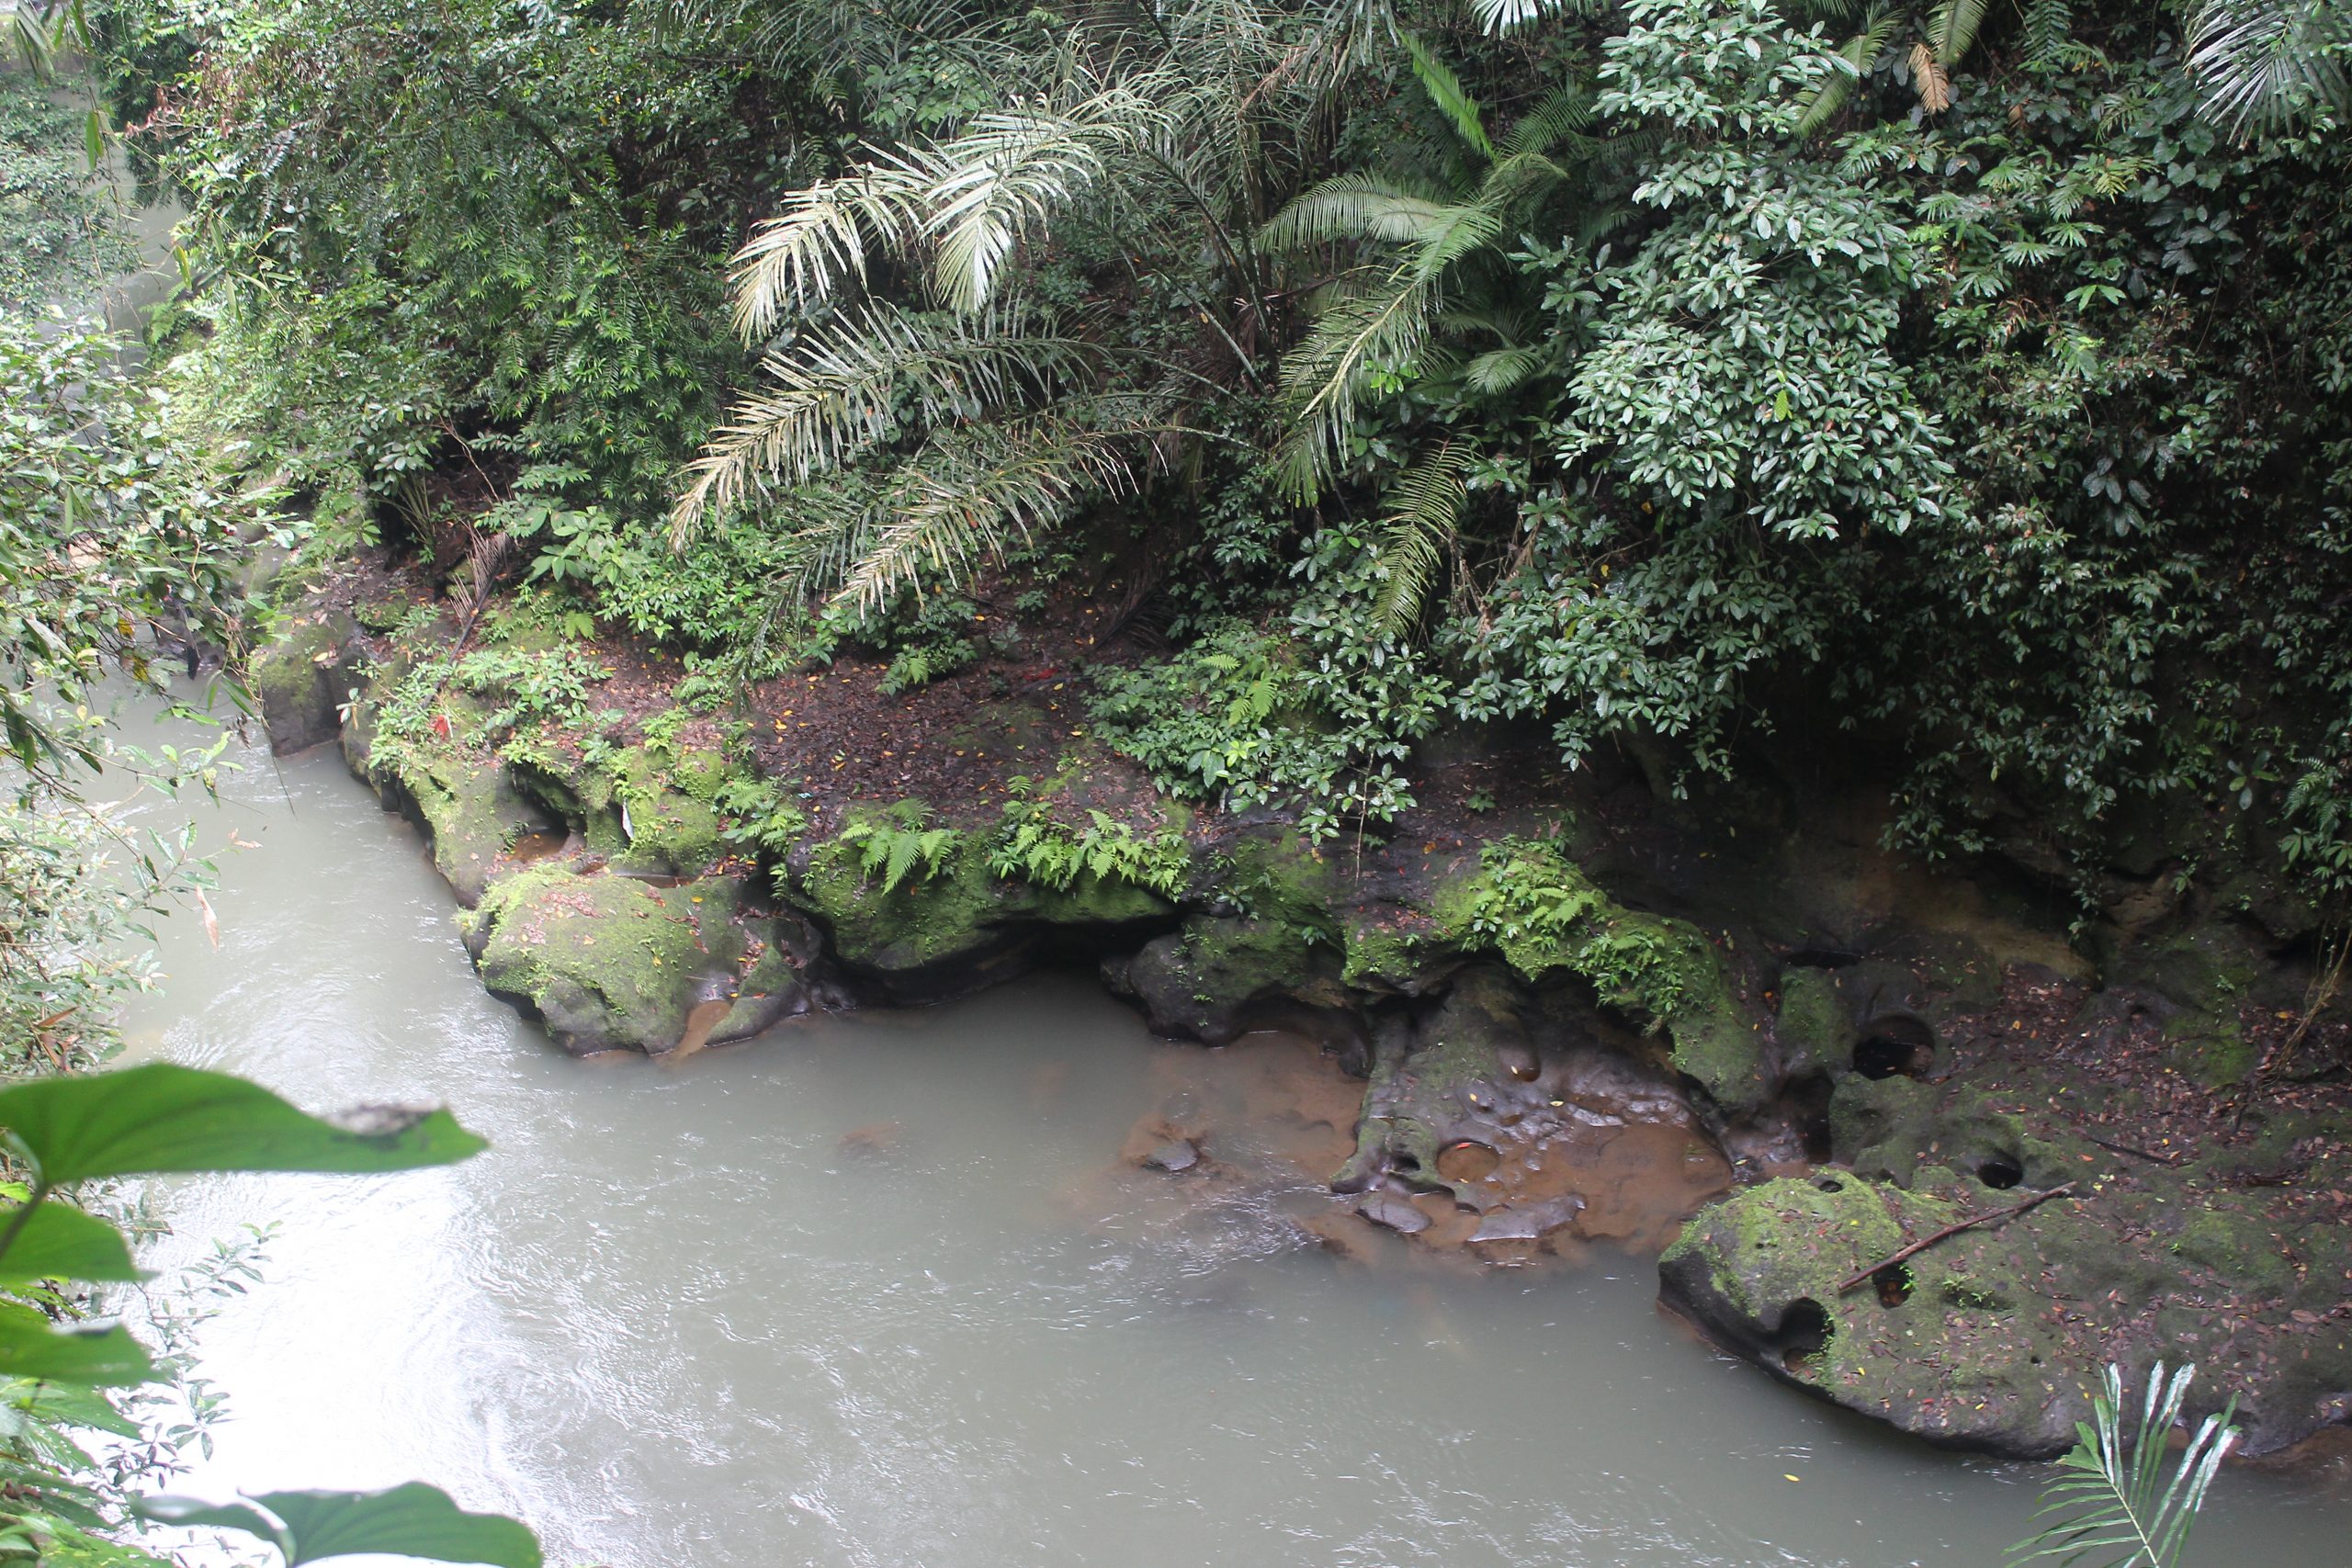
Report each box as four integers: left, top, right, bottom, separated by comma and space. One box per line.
1852, 1017, 1935, 1080
1873, 1265, 1913, 1308
505, 828, 570, 863
1815, 1178, 1845, 1193
1436, 1141, 1501, 1182
1978, 1156, 2024, 1190
1779, 1298, 1833, 1377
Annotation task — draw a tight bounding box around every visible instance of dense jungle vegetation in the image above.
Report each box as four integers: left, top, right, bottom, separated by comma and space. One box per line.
44, 0, 2346, 908
3, 0, 2352, 1559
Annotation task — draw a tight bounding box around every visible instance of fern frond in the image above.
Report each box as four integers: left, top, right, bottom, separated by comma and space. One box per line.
1369, 439, 1470, 637
671, 306, 1100, 538
2008, 1362, 2238, 1568
1401, 32, 1496, 160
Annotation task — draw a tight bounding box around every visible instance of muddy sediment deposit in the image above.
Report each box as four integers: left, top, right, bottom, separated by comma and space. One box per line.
243, 559, 2352, 1467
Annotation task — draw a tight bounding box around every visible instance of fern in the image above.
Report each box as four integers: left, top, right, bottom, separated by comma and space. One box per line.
2009, 1363, 2238, 1568
1369, 439, 1471, 637
836, 803, 967, 892
989, 791, 1191, 897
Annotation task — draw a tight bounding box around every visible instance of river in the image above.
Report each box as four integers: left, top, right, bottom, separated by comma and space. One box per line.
108, 724, 2352, 1567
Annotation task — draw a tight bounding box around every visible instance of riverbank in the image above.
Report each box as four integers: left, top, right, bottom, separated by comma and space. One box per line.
244, 543, 2352, 1465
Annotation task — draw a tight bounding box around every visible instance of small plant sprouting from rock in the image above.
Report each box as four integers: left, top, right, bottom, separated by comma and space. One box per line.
2009, 1362, 2237, 1568
837, 802, 966, 894
989, 782, 1189, 898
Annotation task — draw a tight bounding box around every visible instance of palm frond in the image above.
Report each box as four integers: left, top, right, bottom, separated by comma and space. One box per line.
2008, 1362, 2239, 1568
2021, 0, 2075, 67
1258, 172, 1458, 252
1369, 439, 1470, 637
1468, 0, 1610, 36
671, 305, 1101, 538
827, 422, 1133, 612
1463, 342, 1544, 392
1503, 81, 1596, 159
2188, 0, 2352, 138
1401, 32, 1496, 161
1931, 0, 1995, 65
730, 172, 924, 339
1910, 40, 1954, 114
1796, 10, 1900, 136
1272, 263, 1438, 500
910, 83, 1178, 313
729, 74, 1178, 333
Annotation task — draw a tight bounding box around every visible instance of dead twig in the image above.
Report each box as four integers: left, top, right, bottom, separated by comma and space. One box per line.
1836, 1183, 2077, 1294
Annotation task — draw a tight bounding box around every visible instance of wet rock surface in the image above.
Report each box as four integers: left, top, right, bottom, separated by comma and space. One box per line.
1667, 964, 2352, 1459
246, 581, 2352, 1472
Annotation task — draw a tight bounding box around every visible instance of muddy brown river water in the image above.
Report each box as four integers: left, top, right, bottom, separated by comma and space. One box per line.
110, 728, 2352, 1567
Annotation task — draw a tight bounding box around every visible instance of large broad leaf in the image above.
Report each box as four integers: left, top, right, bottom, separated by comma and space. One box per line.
140, 1484, 540, 1567
0, 1305, 153, 1385
0, 1202, 144, 1284
0, 1065, 486, 1185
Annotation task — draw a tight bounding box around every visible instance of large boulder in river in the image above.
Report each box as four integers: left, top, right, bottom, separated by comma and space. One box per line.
1662, 1064, 2352, 1457
459, 863, 812, 1055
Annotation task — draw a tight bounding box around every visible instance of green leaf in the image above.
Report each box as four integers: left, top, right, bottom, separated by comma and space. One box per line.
82, 109, 106, 172
142, 1484, 541, 1567
0, 1306, 153, 1386
0, 1065, 487, 1186
0, 1203, 145, 1285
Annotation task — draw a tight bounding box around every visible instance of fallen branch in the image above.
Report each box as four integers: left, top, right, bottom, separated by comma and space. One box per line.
1836, 1183, 2077, 1294
2080, 1132, 2182, 1166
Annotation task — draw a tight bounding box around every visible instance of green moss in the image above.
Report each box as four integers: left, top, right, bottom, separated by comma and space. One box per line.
2172, 1202, 2299, 1298
1773, 966, 1855, 1079
371, 736, 548, 906
463, 865, 716, 1051
1429, 844, 1771, 1113
792, 810, 1007, 975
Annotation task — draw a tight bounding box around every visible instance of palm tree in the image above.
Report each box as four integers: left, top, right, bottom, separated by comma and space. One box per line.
1256, 35, 1625, 632
670, 0, 1399, 614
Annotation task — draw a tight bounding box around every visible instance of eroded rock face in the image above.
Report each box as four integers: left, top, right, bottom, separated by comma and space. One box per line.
1661, 1174, 2091, 1458
248, 611, 360, 754
458, 863, 815, 1055
1665, 1047, 2352, 1459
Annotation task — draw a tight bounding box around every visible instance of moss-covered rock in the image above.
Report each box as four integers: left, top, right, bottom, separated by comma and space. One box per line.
1660, 1175, 2091, 1457
1772, 965, 1857, 1081
1426, 849, 1773, 1118
249, 611, 360, 754
459, 863, 810, 1054
366, 738, 555, 907
786, 805, 1178, 1004
1110, 913, 1348, 1043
